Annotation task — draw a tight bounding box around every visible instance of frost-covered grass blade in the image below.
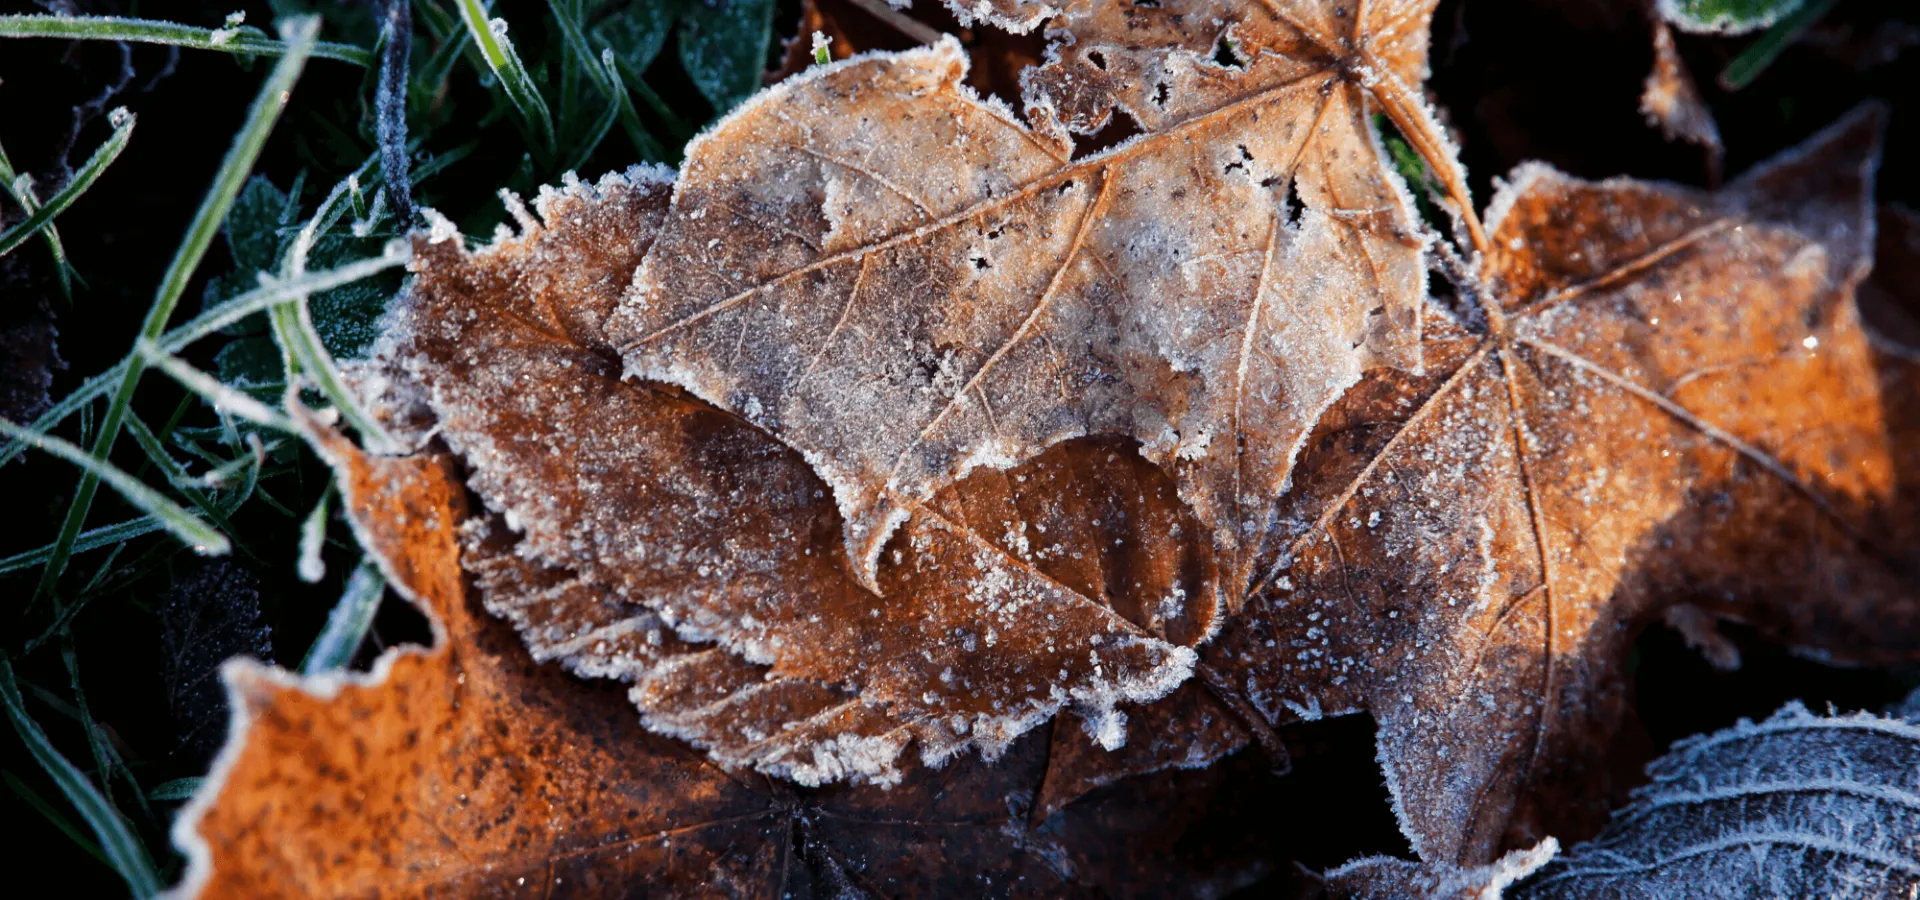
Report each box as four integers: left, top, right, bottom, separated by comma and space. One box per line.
0, 109, 133, 258
32, 18, 317, 603
0, 659, 162, 898
0, 13, 371, 65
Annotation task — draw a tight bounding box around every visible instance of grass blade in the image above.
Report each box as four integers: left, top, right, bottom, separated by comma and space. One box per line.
0, 418, 230, 556
5, 770, 111, 866
0, 246, 408, 468
1719, 0, 1837, 90
33, 19, 316, 603
0, 13, 370, 66
137, 341, 297, 433
0, 137, 78, 296
300, 558, 387, 674
0, 516, 165, 576
298, 486, 331, 582
0, 108, 134, 257
147, 777, 204, 803
0, 659, 162, 898
451, 0, 554, 155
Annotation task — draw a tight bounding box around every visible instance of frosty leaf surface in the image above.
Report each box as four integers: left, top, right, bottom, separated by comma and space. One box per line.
1513, 702, 1920, 899
1201, 105, 1920, 865
607, 0, 1468, 598
374, 168, 1209, 787
1317, 839, 1558, 900
169, 408, 1287, 898
1640, 21, 1722, 164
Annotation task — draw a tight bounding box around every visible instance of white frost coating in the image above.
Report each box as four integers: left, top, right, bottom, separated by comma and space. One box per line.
1079, 703, 1128, 751
167, 416, 451, 899
420, 207, 462, 246
1657, 0, 1803, 35
1480, 162, 1558, 250
939, 0, 1058, 34
787, 730, 911, 787
1515, 702, 1920, 899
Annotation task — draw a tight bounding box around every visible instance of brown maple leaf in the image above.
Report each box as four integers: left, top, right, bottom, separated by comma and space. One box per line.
374, 170, 1227, 789
169, 407, 1291, 898
1202, 105, 1920, 866
605, 0, 1473, 602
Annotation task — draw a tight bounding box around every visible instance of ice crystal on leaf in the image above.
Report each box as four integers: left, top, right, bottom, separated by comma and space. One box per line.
177, 0, 1920, 891
1202, 105, 1920, 864
607, 0, 1470, 601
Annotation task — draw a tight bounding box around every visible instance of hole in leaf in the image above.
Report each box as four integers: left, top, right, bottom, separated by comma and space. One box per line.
1087, 50, 1109, 71
1212, 34, 1246, 71
1072, 108, 1144, 160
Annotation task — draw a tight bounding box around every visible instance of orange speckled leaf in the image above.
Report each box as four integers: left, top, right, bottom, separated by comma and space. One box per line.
1204, 104, 1920, 866
370, 168, 1223, 792
168, 399, 1293, 898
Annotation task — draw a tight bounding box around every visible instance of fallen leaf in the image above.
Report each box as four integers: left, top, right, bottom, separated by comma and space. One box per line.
1203, 104, 1920, 865
1640, 21, 1723, 175
1313, 838, 1558, 900
169, 399, 1292, 898
157, 562, 272, 762
605, 0, 1473, 602
376, 169, 1211, 787
1512, 701, 1920, 898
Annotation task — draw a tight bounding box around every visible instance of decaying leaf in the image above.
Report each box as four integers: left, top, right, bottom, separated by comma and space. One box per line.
169, 405, 1291, 898
1313, 838, 1558, 900
372, 80, 1919, 878
1203, 104, 1920, 865
158, 562, 273, 762
1640, 21, 1723, 172
1513, 701, 1920, 899
606, 0, 1472, 602
376, 169, 1211, 788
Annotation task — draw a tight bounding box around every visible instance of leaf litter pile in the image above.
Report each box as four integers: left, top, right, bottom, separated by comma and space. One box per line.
9, 0, 1917, 896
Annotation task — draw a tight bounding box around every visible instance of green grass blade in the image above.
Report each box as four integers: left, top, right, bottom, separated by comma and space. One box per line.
451, 0, 554, 155
0, 246, 408, 467
0, 108, 133, 258
5, 770, 111, 867
0, 13, 371, 66
0, 419, 230, 556
298, 487, 331, 582
147, 777, 204, 803
1719, 0, 1836, 90
137, 341, 296, 433
0, 516, 164, 576
121, 414, 248, 547
31, 19, 315, 602
0, 137, 78, 296
301, 558, 387, 674
0, 659, 162, 898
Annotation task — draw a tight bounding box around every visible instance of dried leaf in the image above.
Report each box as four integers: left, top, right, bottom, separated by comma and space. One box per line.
158, 562, 272, 762
377, 169, 1204, 786
170, 403, 1289, 898
1316, 839, 1558, 900
1203, 104, 1920, 865
1640, 21, 1723, 170
606, 0, 1471, 601
1513, 701, 1920, 899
